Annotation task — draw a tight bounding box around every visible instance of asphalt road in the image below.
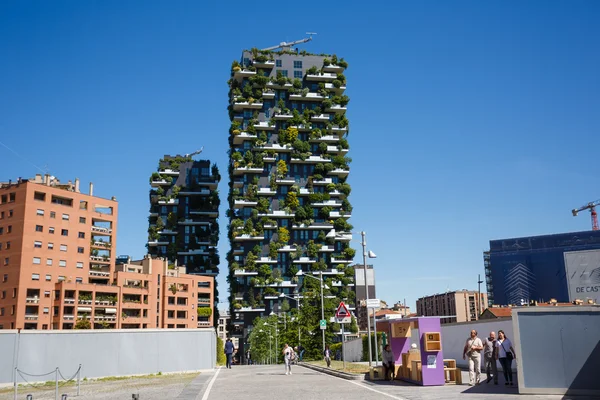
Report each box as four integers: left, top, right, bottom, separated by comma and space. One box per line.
197, 365, 568, 400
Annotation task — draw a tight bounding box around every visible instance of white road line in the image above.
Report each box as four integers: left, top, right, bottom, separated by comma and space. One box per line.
301, 365, 409, 400
200, 366, 221, 400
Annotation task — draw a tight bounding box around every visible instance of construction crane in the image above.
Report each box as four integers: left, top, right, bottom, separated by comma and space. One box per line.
572, 199, 600, 231
185, 147, 203, 158
261, 33, 317, 52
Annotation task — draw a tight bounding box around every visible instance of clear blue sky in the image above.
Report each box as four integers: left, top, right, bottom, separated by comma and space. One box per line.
1, 1, 599, 311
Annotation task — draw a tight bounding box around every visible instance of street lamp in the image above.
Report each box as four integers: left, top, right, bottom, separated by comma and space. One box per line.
263, 322, 278, 363
326, 229, 377, 367
296, 270, 329, 353
280, 293, 301, 345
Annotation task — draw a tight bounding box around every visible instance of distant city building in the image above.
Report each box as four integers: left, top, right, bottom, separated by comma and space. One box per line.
217, 309, 239, 349
416, 290, 488, 324
147, 154, 221, 323
391, 302, 411, 316
485, 230, 600, 306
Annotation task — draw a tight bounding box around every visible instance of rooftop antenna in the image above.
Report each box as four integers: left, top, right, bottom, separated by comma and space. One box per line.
262, 33, 317, 52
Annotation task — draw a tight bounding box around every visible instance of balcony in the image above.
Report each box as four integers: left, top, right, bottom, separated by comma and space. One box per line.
234, 270, 258, 277
319, 245, 335, 252
327, 145, 349, 155
312, 199, 343, 208
325, 82, 346, 93
328, 168, 349, 177
178, 219, 210, 226
64, 297, 76, 304
273, 113, 293, 120
233, 166, 264, 176
90, 255, 111, 264
24, 315, 39, 321
189, 210, 219, 218
234, 199, 258, 209
26, 297, 40, 304
177, 249, 211, 256
158, 198, 179, 205
263, 156, 276, 163
253, 121, 275, 131
150, 179, 171, 187
289, 93, 326, 102
293, 257, 316, 264
232, 179, 244, 188
233, 69, 256, 79
233, 132, 258, 145
309, 135, 339, 143
277, 245, 297, 253
63, 315, 75, 321
147, 240, 169, 246
232, 234, 265, 241
266, 81, 293, 90
275, 177, 296, 185
253, 60, 275, 69
329, 211, 351, 219
262, 90, 275, 99
179, 188, 211, 196
238, 307, 265, 312
91, 226, 112, 235
254, 143, 291, 152
290, 156, 331, 164
257, 210, 294, 218
313, 177, 333, 185
91, 241, 112, 249
158, 169, 180, 176
323, 64, 345, 73
257, 257, 277, 264
331, 257, 352, 264
329, 125, 348, 135
311, 114, 330, 122
312, 269, 341, 276
232, 101, 263, 111
306, 72, 337, 82
89, 270, 110, 277
325, 105, 347, 114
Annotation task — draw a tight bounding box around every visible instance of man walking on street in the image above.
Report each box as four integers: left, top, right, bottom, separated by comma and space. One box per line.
463, 329, 483, 386
483, 331, 498, 384
224, 338, 235, 369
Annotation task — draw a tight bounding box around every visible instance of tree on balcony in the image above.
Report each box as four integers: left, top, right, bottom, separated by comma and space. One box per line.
197, 307, 212, 318
74, 316, 91, 330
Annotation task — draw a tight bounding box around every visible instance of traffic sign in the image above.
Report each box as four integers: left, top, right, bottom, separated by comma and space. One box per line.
319, 319, 327, 330
336, 302, 351, 323
366, 299, 380, 309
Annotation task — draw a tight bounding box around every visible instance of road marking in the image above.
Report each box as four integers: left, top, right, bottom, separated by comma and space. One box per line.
301, 366, 408, 400
200, 366, 221, 400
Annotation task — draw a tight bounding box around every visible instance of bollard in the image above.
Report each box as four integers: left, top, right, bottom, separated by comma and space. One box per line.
26, 395, 33, 400
132, 394, 139, 400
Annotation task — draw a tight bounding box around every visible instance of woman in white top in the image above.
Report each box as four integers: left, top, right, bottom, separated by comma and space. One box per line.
282, 344, 293, 375
495, 330, 516, 385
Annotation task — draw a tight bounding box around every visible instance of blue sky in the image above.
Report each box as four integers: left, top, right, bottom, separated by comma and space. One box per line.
1, 1, 599, 311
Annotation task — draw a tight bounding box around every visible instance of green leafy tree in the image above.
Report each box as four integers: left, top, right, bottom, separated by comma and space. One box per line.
74, 317, 91, 330
285, 192, 299, 210
276, 160, 288, 178
278, 227, 290, 244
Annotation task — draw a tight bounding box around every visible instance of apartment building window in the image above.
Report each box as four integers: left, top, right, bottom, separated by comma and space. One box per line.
77, 247, 84, 254
278, 69, 288, 77
44, 291, 50, 298
293, 61, 302, 69
32, 274, 40, 281
58, 276, 65, 282
50, 211, 56, 219
0, 195, 5, 203
36, 209, 45, 216
34, 241, 42, 248
2, 274, 7, 282
5, 242, 10, 250
3, 258, 8, 267
0, 308, 3, 316
34, 192, 46, 201
62, 214, 69, 220
76, 262, 83, 268
78, 232, 85, 239
45, 274, 51, 281
59, 260, 66, 267
0, 228, 3, 235
60, 245, 67, 252
12, 288, 16, 297
49, 227, 55, 234
79, 217, 86, 223
0, 211, 3, 219
11, 305, 15, 315
0, 243, 2, 250
33, 257, 41, 265
51, 195, 72, 207
61, 229, 68, 236
43, 307, 49, 314
35, 225, 43, 232
276, 59, 282, 67
75, 277, 82, 283
6, 226, 11, 234
294, 70, 303, 79
8, 210, 13, 218
1, 291, 4, 299
48, 243, 54, 249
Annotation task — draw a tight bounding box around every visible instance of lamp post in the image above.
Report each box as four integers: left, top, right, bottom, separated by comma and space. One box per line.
296, 270, 327, 353
280, 293, 301, 345
258, 329, 272, 364
264, 322, 278, 363
326, 229, 377, 367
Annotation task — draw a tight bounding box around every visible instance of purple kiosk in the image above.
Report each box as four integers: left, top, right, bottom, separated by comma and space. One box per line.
378, 316, 445, 386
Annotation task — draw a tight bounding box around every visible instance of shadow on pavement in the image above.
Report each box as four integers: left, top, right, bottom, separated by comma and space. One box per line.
461, 382, 519, 395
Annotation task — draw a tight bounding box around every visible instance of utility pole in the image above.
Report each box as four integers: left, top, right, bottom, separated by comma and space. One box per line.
320, 271, 325, 353
361, 231, 373, 367
477, 274, 483, 320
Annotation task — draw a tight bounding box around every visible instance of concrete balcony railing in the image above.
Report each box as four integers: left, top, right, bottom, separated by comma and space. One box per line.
91, 226, 112, 234
24, 314, 39, 321
26, 297, 40, 304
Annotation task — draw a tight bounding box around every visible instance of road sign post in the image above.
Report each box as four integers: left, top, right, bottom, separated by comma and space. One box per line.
319, 319, 326, 330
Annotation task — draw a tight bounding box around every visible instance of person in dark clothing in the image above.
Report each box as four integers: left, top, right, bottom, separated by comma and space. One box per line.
224, 338, 235, 369
297, 345, 305, 362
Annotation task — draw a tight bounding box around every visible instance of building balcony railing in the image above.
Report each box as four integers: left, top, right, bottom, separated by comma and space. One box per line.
273, 113, 293, 120
150, 180, 171, 188
262, 90, 275, 99
147, 240, 169, 246
253, 60, 275, 69
24, 315, 39, 321
331, 257, 352, 264
253, 121, 275, 131
89, 270, 110, 277
26, 297, 40, 304
158, 198, 179, 205
322, 64, 345, 73
91, 226, 112, 235
233, 166, 264, 176
234, 269, 258, 276
63, 315, 75, 321
325, 82, 346, 93
90, 256, 111, 264
328, 168, 350, 177
238, 307, 265, 312
289, 93, 326, 101
257, 210, 295, 218
233, 132, 258, 145
158, 169, 180, 176
64, 298, 76, 304
197, 298, 211, 304
232, 234, 265, 242
257, 188, 276, 196
311, 114, 330, 122
312, 200, 343, 208
234, 199, 258, 209
327, 145, 349, 155
290, 156, 331, 164
233, 69, 256, 79
232, 101, 263, 111
325, 105, 347, 114
329, 211, 351, 219
292, 257, 316, 264
309, 135, 339, 143
319, 245, 335, 252
306, 72, 337, 82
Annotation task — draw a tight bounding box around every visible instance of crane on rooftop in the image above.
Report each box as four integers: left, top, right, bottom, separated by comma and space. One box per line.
261, 33, 317, 52
185, 147, 203, 158
572, 199, 600, 231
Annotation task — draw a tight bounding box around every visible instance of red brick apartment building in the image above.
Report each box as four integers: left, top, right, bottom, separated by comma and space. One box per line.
0, 175, 213, 330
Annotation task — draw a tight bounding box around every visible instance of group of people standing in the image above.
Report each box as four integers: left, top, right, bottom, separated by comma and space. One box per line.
463, 329, 516, 386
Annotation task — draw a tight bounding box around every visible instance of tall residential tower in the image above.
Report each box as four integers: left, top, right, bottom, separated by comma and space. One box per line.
226, 49, 355, 351
148, 154, 221, 323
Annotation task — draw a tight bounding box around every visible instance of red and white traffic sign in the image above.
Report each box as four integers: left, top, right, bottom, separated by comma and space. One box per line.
336, 301, 351, 323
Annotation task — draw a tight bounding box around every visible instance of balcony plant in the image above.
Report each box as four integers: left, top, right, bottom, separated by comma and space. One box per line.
197, 307, 213, 318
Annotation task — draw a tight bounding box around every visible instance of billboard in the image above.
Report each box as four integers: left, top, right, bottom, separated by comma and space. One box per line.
564, 250, 600, 303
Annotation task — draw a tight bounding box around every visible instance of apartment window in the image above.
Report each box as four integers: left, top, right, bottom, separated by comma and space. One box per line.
1, 291, 4, 299
34, 225, 43, 233
34, 192, 46, 201
60, 244, 67, 252
79, 217, 86, 223
45, 274, 51, 281
59, 260, 66, 267
78, 232, 85, 239
276, 59, 282, 67
12, 288, 16, 297
3, 258, 8, 267
62, 214, 69, 220
75, 277, 83, 283
76, 262, 83, 269
294, 70, 303, 79
2, 274, 7, 282
50, 211, 56, 219
77, 247, 84, 254
58, 276, 65, 282
0, 308, 3, 316
0, 227, 3, 235
6, 242, 10, 250
49, 227, 55, 234
61, 229, 68, 236
0, 243, 2, 250
6, 226, 11, 234
34, 241, 42, 248
0, 211, 3, 219
48, 243, 54, 250
278, 69, 288, 77
51, 195, 73, 207
293, 61, 302, 69
33, 257, 41, 265
0, 195, 5, 203
44, 291, 50, 298
36, 209, 45, 216
11, 305, 15, 315
32, 274, 40, 281
43, 307, 49, 314
46, 259, 53, 266
9, 210, 13, 218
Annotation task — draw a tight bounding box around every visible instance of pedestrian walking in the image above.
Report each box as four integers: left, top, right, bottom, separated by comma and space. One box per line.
463, 329, 483, 386
496, 330, 516, 386
246, 350, 252, 365
382, 344, 395, 381
224, 338, 235, 369
482, 331, 498, 384
283, 344, 293, 375
297, 345, 305, 362
323, 345, 332, 368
